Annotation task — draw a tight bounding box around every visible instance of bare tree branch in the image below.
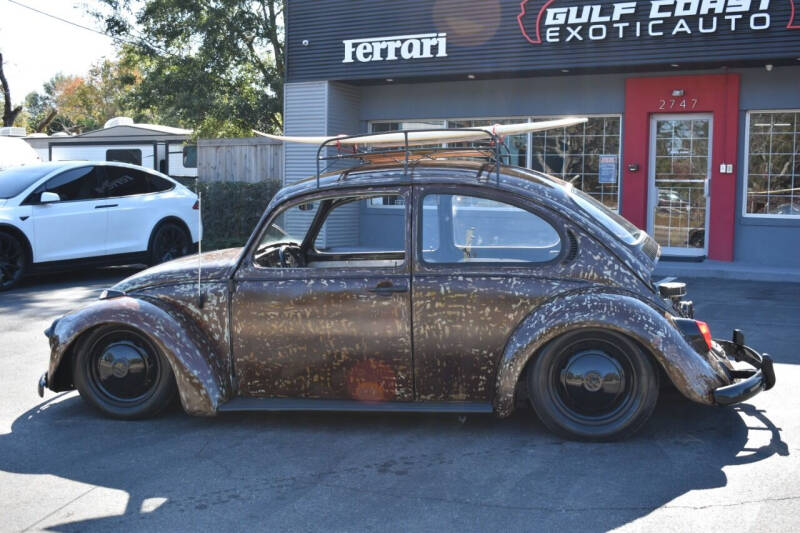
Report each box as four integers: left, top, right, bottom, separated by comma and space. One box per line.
0, 53, 24, 127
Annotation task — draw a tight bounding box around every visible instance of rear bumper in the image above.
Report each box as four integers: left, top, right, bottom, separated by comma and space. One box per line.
712, 336, 776, 406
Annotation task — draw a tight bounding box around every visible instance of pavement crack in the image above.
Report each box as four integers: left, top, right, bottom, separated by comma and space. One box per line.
21, 486, 99, 532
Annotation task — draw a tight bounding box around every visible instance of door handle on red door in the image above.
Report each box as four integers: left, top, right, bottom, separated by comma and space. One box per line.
368, 280, 409, 295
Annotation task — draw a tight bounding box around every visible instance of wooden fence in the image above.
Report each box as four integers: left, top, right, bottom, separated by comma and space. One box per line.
197, 137, 283, 183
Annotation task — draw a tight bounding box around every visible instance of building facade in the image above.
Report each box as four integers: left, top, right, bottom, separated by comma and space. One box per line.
284, 0, 800, 267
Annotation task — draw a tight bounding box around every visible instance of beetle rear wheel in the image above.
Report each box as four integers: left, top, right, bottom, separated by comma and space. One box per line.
73, 325, 177, 419
527, 329, 659, 441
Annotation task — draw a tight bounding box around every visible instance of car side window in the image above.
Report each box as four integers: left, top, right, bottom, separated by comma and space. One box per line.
254, 193, 406, 269
314, 196, 405, 255
34, 167, 101, 202
421, 193, 561, 264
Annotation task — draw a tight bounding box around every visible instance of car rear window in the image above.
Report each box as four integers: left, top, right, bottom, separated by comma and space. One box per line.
568, 186, 642, 245
0, 165, 56, 199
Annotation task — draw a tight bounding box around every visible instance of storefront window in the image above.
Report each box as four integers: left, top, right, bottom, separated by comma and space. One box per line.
530, 116, 621, 210
370, 115, 621, 210
745, 111, 800, 217
447, 118, 528, 168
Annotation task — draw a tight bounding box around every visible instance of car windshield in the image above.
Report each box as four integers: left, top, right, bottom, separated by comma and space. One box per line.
0, 165, 59, 199
567, 186, 642, 245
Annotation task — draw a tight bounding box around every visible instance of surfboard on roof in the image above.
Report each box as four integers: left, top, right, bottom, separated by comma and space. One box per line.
256, 117, 588, 148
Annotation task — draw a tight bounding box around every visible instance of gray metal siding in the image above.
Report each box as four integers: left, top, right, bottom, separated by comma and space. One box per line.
359, 74, 625, 120
284, 82, 328, 244
287, 0, 800, 83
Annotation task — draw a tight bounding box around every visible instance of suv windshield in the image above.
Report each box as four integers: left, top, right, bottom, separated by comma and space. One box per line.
0, 165, 57, 199
568, 186, 642, 245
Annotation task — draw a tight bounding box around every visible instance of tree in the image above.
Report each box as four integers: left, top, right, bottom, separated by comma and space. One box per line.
95, 0, 285, 138
0, 53, 23, 127
24, 58, 148, 135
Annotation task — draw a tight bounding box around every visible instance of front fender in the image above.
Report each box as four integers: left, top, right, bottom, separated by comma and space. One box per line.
493, 291, 729, 417
46, 296, 226, 416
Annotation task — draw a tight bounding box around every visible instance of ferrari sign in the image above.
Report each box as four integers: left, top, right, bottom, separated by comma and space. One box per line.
343, 33, 448, 63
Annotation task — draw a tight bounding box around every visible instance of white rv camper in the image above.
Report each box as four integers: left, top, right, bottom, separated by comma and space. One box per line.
26, 118, 197, 180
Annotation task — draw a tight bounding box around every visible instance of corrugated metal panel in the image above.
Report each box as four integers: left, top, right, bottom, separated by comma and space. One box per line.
287, 0, 800, 83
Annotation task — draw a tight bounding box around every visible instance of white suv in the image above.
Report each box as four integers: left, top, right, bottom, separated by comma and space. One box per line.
0, 161, 201, 290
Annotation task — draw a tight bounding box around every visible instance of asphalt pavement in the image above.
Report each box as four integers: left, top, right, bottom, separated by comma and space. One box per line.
0, 268, 798, 532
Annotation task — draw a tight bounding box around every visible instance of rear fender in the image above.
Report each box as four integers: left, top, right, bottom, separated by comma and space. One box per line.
493, 291, 729, 417
47, 296, 227, 415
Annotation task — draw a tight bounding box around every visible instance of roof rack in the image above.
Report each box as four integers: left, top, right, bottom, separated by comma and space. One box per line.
314, 128, 508, 188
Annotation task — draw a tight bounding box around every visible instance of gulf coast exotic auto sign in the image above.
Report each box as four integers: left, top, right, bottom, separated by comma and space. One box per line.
519, 0, 798, 44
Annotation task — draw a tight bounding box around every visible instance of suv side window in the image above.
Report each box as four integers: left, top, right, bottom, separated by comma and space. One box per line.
421, 193, 561, 263
28, 166, 101, 202
99, 167, 169, 197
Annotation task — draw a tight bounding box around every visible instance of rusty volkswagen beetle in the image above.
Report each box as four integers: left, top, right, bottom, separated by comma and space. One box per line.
38, 128, 775, 440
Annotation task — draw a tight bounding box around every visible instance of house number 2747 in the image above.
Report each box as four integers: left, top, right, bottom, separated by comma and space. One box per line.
658, 98, 698, 110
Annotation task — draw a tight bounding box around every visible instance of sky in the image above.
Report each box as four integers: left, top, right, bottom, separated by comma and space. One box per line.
0, 0, 116, 103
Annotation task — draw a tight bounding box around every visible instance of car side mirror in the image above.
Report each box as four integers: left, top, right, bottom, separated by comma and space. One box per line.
40, 191, 60, 204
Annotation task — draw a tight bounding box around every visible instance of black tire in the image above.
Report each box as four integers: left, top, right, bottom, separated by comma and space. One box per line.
0, 230, 28, 291
148, 221, 191, 266
73, 325, 177, 419
527, 329, 659, 441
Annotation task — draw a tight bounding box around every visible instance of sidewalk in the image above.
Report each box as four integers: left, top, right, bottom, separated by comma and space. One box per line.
654, 259, 800, 283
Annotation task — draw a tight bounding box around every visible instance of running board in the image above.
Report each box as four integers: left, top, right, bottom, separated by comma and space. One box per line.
218, 397, 494, 414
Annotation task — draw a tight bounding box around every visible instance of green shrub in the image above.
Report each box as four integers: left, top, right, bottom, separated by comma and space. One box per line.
196, 180, 282, 251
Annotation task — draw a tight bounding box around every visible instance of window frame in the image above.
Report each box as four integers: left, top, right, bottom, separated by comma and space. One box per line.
414, 184, 566, 271
368, 114, 623, 211
742, 109, 800, 220
246, 186, 412, 274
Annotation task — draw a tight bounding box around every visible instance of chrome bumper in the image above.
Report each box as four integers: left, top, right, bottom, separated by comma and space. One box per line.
712, 333, 776, 406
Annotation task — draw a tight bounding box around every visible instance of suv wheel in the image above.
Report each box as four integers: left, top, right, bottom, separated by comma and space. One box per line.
527, 329, 659, 441
149, 222, 191, 265
0, 231, 27, 291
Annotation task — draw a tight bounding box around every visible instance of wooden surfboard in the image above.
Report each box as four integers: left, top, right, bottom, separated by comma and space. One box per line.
255, 117, 588, 147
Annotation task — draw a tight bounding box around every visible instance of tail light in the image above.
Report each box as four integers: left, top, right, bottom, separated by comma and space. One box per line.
192, 200, 199, 210
696, 321, 713, 351
674, 318, 713, 353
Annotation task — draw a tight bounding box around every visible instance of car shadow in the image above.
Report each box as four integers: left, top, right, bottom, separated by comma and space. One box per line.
0, 389, 788, 531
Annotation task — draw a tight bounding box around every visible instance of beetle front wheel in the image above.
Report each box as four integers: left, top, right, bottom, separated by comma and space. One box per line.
73, 325, 177, 419
527, 329, 659, 441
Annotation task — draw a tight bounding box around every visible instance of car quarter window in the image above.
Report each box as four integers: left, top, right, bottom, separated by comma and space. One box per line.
421, 193, 562, 264
99, 167, 170, 197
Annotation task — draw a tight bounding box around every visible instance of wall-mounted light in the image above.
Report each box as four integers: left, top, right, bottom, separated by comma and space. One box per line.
670, 63, 680, 68
302, 39, 309, 47
467, 74, 476, 80
561, 69, 570, 73
765, 64, 773, 72
385, 78, 394, 83
671, 89, 685, 97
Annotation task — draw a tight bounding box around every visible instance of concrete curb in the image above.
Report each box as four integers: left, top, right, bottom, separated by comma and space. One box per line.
653, 260, 800, 283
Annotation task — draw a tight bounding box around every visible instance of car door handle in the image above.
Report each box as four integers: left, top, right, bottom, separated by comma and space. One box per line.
368, 281, 409, 295
95, 204, 118, 209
